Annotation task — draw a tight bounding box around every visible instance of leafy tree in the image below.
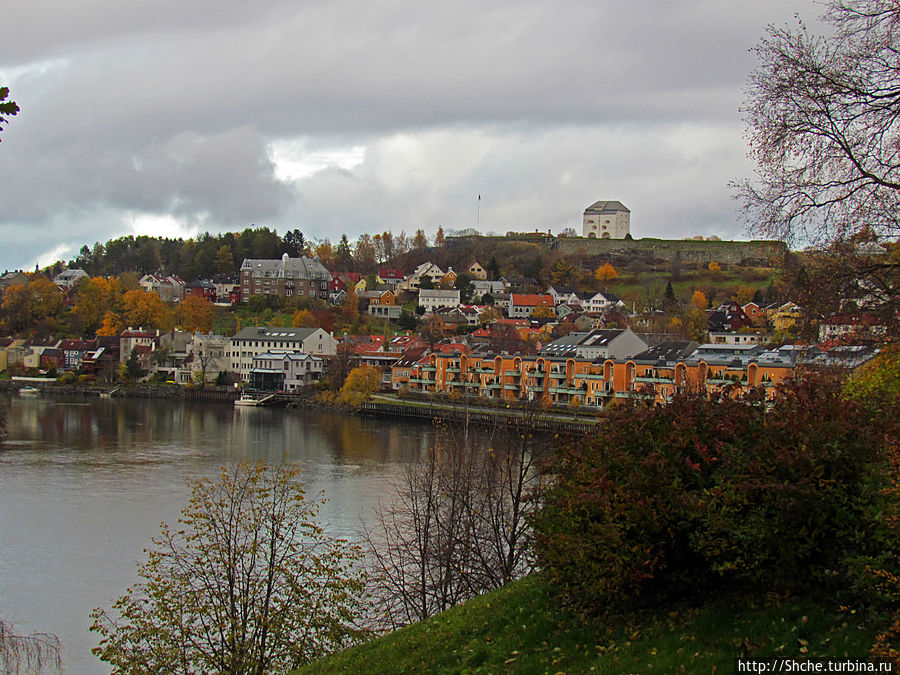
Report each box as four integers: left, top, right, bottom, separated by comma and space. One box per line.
74, 277, 122, 333
214, 244, 235, 276
90, 463, 367, 674
708, 261, 722, 277
412, 229, 428, 250
338, 365, 381, 407
179, 295, 215, 334
418, 274, 434, 291
549, 259, 576, 286
291, 309, 316, 328
736, 0, 900, 246
734, 284, 756, 306
396, 310, 418, 331
533, 378, 889, 614
97, 311, 124, 337
312, 240, 333, 268
342, 287, 360, 323
122, 350, 145, 381
122, 289, 172, 331
690, 289, 708, 311
594, 262, 618, 289
0, 86, 19, 142
434, 227, 446, 248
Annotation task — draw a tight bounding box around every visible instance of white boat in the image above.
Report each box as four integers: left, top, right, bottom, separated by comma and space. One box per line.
234, 395, 262, 407
18, 386, 40, 397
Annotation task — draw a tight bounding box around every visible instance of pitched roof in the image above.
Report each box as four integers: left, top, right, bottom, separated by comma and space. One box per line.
584, 200, 630, 214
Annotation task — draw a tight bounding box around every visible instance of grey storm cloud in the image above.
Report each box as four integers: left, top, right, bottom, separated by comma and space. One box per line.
0, 0, 819, 270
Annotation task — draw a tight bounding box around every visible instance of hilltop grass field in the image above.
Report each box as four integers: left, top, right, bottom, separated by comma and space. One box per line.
294, 575, 886, 674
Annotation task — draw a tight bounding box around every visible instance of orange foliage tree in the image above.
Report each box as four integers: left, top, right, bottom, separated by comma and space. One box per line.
179, 295, 215, 334
122, 290, 173, 331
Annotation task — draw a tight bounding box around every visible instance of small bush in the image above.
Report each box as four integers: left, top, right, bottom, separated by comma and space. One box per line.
532, 375, 890, 614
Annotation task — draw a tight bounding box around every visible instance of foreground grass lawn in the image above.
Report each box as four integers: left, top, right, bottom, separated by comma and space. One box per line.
295, 575, 886, 674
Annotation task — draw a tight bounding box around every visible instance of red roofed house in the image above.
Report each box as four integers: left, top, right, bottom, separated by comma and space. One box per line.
509, 294, 554, 318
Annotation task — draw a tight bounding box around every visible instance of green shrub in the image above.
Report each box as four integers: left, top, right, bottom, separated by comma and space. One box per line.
532, 375, 890, 615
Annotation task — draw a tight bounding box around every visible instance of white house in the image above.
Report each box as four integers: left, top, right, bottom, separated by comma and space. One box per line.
228, 327, 336, 380
250, 351, 324, 391
419, 289, 460, 313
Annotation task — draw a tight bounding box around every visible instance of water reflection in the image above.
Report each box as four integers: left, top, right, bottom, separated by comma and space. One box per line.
0, 394, 432, 675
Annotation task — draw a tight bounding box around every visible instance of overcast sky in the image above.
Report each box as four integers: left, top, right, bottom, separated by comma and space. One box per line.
0, 0, 821, 272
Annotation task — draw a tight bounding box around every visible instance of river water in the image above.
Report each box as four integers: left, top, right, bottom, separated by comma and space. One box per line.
0, 394, 433, 674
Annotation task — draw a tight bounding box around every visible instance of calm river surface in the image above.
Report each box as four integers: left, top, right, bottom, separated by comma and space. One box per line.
0, 394, 433, 674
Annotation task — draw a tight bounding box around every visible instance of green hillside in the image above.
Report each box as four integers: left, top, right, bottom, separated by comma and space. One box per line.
295, 575, 884, 674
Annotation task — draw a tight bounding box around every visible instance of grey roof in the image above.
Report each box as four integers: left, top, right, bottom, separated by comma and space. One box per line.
241, 255, 331, 281
632, 340, 699, 363
584, 200, 630, 214
232, 327, 323, 342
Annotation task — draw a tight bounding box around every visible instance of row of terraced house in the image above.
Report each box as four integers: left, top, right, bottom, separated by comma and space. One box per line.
396, 331, 879, 407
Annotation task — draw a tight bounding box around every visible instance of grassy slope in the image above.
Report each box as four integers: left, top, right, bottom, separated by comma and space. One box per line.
296, 576, 885, 674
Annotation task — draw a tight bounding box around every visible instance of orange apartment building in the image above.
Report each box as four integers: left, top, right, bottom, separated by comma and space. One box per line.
401, 351, 795, 407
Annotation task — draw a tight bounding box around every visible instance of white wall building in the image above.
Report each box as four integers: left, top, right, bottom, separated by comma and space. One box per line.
582, 201, 630, 239
419, 289, 460, 313
228, 327, 336, 380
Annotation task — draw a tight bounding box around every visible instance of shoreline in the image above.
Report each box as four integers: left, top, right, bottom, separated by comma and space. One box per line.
0, 380, 599, 435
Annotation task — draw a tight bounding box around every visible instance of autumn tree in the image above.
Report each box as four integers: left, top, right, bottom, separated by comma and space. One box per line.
434, 227, 445, 248
690, 289, 708, 311
549, 259, 576, 287
97, 311, 124, 337
737, 0, 900, 246
0, 278, 64, 335
341, 287, 360, 324
121, 290, 173, 331
0, 86, 18, 141
90, 463, 367, 675
179, 295, 215, 334
708, 261, 722, 277
313, 240, 333, 268
413, 229, 428, 251
594, 262, 618, 290
291, 309, 316, 328
338, 365, 381, 407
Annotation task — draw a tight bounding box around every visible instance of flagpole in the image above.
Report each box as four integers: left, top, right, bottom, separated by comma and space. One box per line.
477, 194, 481, 230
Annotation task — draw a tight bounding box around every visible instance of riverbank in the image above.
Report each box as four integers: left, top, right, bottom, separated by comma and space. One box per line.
0, 380, 599, 434
0, 379, 239, 403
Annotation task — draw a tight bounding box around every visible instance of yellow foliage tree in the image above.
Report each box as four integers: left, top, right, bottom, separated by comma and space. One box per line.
122, 289, 173, 331
708, 261, 722, 276
342, 287, 360, 323
74, 276, 122, 332
97, 311, 124, 336
338, 365, 381, 407
292, 309, 316, 328
532, 304, 556, 320
691, 289, 708, 311
734, 285, 756, 306
179, 295, 215, 334
594, 262, 618, 287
